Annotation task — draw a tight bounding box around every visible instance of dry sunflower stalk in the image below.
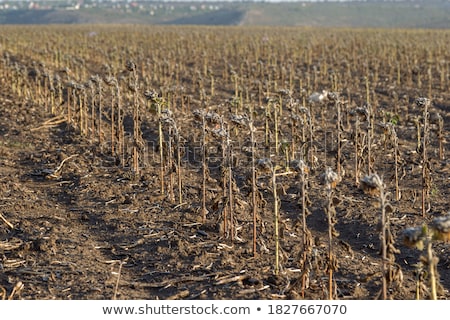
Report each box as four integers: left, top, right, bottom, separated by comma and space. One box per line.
400, 214, 450, 300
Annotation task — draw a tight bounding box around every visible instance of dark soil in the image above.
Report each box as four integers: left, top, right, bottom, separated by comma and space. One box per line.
1, 86, 449, 300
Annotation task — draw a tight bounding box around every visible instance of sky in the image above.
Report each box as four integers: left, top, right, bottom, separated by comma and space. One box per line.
133, 0, 417, 1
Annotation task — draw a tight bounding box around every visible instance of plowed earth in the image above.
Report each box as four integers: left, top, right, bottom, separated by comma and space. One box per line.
1, 68, 450, 301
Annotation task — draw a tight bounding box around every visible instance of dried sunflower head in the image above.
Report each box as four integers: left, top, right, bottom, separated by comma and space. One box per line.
256, 158, 273, 174
211, 127, 228, 139
144, 90, 160, 102
298, 106, 311, 118
360, 174, 383, 196
326, 91, 340, 103
401, 226, 425, 250
205, 111, 221, 124
192, 109, 205, 120
290, 159, 309, 175
230, 114, 249, 127
308, 90, 328, 104
352, 106, 369, 120
414, 97, 430, 108
103, 76, 118, 87
89, 74, 101, 84
320, 167, 340, 189
277, 88, 292, 97
126, 59, 136, 72
430, 214, 450, 242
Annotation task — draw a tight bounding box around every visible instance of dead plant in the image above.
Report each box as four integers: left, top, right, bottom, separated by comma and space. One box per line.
320, 167, 341, 300
401, 214, 450, 299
